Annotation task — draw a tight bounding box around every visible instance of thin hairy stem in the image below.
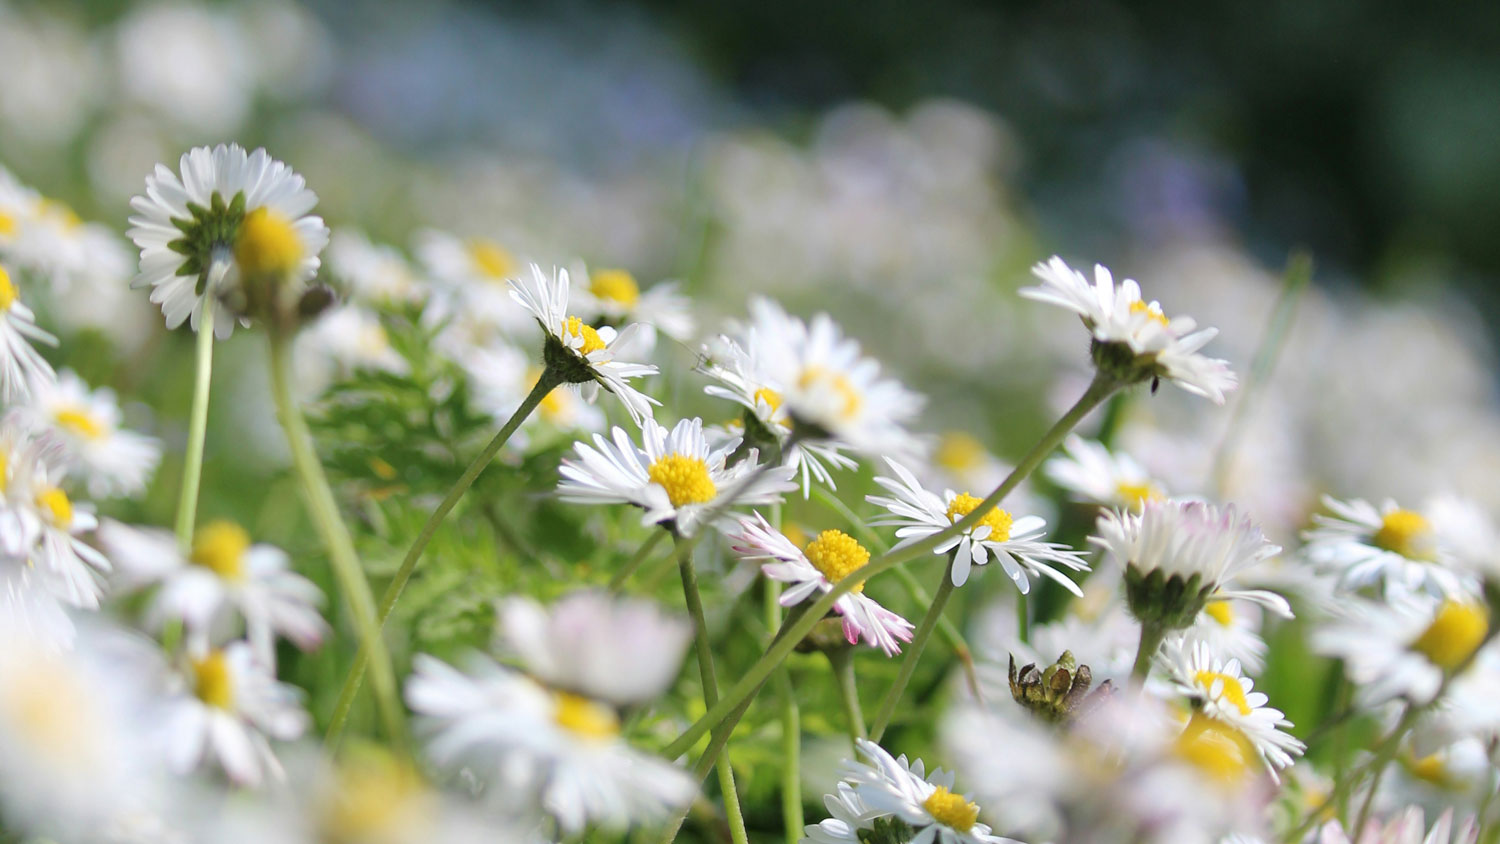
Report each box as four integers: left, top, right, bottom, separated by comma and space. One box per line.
174, 297, 216, 552
868, 562, 954, 743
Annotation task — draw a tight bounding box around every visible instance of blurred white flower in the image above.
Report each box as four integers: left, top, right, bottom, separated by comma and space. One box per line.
1306, 495, 1482, 600
567, 263, 695, 356
327, 229, 424, 306
1314, 595, 1490, 707
1046, 435, 1166, 512
1316, 806, 1476, 844
115, 4, 253, 134
22, 369, 160, 499
294, 303, 408, 396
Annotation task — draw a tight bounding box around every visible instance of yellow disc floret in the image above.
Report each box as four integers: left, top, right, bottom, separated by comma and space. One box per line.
1194, 670, 1252, 715
945, 493, 1013, 543
922, 785, 979, 832
1175, 712, 1256, 785
234, 207, 304, 279
1129, 299, 1171, 327
35, 487, 72, 528
589, 269, 641, 308
562, 315, 607, 355
192, 650, 234, 710
1204, 600, 1234, 627
321, 750, 432, 844
647, 454, 717, 508
54, 407, 106, 440
935, 431, 987, 474
553, 691, 620, 741
0, 266, 17, 311
804, 529, 870, 593
0, 211, 15, 238
1115, 480, 1163, 510
190, 520, 250, 581
1410, 600, 1489, 671
797, 366, 862, 421
466, 238, 515, 280
1373, 508, 1436, 561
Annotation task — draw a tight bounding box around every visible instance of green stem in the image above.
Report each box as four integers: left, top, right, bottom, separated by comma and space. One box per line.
827, 647, 866, 745
267, 333, 406, 748
1129, 621, 1167, 685
767, 578, 802, 843
1352, 703, 1420, 839
676, 538, 749, 844
325, 369, 561, 748
1017, 588, 1031, 645
610, 530, 667, 591
174, 297, 216, 552
661, 372, 1119, 760
869, 562, 955, 743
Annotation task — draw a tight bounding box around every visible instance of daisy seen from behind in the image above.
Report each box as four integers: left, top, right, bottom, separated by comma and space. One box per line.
868, 458, 1089, 590
1021, 255, 1236, 402
730, 511, 914, 655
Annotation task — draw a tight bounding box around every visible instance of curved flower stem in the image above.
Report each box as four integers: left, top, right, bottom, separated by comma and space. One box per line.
674, 536, 749, 844
173, 297, 216, 553
609, 529, 667, 591
1129, 621, 1168, 685
267, 333, 406, 748
767, 503, 802, 844
827, 646, 866, 745
325, 369, 562, 748
662, 372, 1119, 760
868, 562, 954, 743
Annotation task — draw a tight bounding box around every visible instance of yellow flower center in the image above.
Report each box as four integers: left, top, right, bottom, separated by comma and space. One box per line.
589, 269, 641, 308
233, 207, 304, 278
0, 266, 17, 311
553, 691, 620, 741
922, 785, 979, 832
1129, 299, 1171, 327
38, 198, 81, 230
1410, 601, 1489, 671
54, 406, 106, 440
466, 238, 515, 280
0, 210, 15, 237
1204, 600, 1234, 627
935, 431, 987, 473
1404, 753, 1456, 788
321, 751, 431, 844
1115, 480, 1163, 510
190, 520, 250, 581
0, 656, 94, 767
797, 366, 861, 421
1175, 713, 1256, 785
562, 315, 607, 355
804, 529, 869, 593
647, 454, 717, 508
1372, 508, 1436, 561
36, 487, 72, 528
192, 651, 234, 710
1194, 670, 1252, 715
945, 493, 1013, 543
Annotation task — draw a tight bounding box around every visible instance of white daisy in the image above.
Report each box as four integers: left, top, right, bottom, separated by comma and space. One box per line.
0, 263, 56, 401
510, 263, 660, 425
418, 229, 533, 337
294, 303, 408, 396
1313, 595, 1491, 707
495, 591, 692, 706
836, 738, 1015, 844
730, 512, 914, 656
405, 653, 696, 835
22, 369, 160, 499
127, 144, 329, 338
100, 519, 327, 665
802, 781, 879, 844
1020, 255, 1236, 402
1304, 495, 1478, 600
736, 296, 923, 455
568, 263, 695, 355
557, 417, 798, 537
1045, 435, 1166, 511
159, 641, 308, 787
326, 228, 424, 306
1180, 595, 1272, 674
1161, 639, 1304, 777
701, 332, 860, 497
868, 458, 1090, 591
1092, 499, 1290, 629
0, 430, 110, 610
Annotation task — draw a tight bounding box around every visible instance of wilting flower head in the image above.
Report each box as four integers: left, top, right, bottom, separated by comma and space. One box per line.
1021, 256, 1236, 402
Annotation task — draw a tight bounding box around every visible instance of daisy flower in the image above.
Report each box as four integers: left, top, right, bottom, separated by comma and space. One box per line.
1314, 595, 1491, 707
100, 519, 328, 665
1180, 594, 1273, 674
557, 417, 797, 537
1161, 640, 1304, 778
0, 433, 111, 610
127, 144, 330, 337
1020, 256, 1236, 402
568, 264, 694, 353
495, 591, 692, 706
868, 458, 1089, 590
326, 228, 424, 306
830, 737, 1015, 844
159, 641, 308, 787
418, 229, 534, 336
1092, 499, 1290, 632
0, 264, 56, 401
405, 653, 696, 834
736, 296, 923, 455
1045, 435, 1166, 511
730, 512, 914, 655
1304, 495, 1478, 600
701, 332, 859, 497
22, 369, 160, 499
294, 303, 408, 395
510, 263, 660, 424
